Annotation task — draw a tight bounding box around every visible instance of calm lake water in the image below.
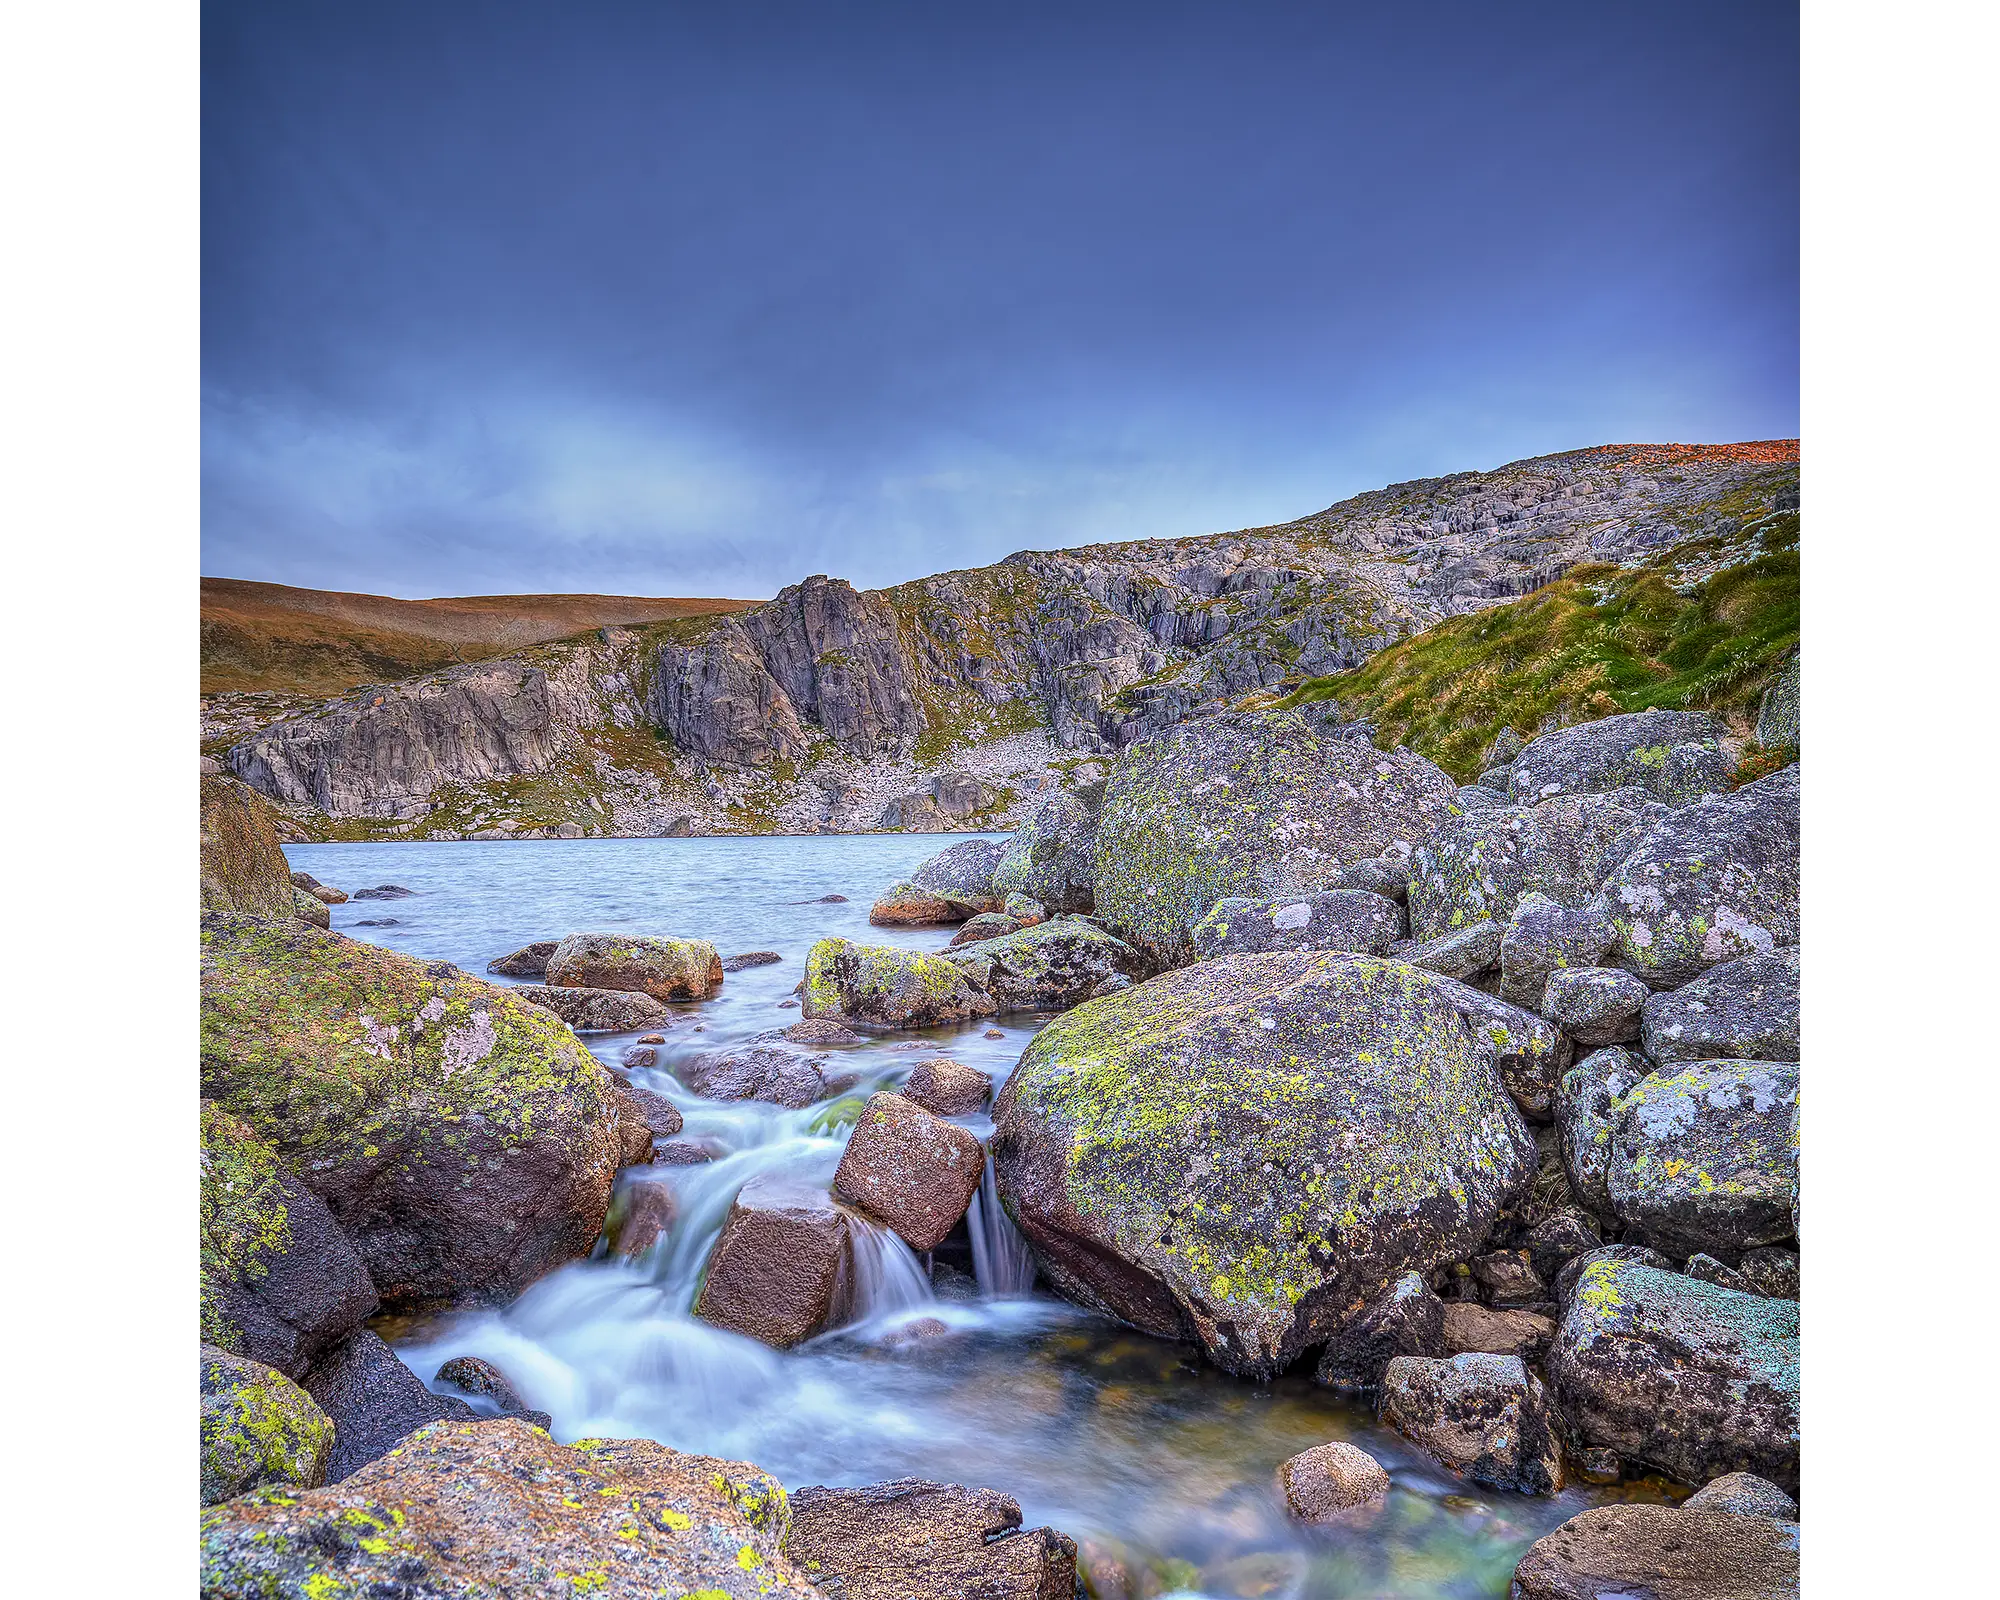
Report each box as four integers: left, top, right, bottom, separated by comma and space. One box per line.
284, 834, 1648, 1599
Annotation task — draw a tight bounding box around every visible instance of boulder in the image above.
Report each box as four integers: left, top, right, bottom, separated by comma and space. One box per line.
514, 982, 671, 1032
1407, 788, 1670, 944
869, 838, 1008, 925
1594, 765, 1800, 990
1189, 889, 1404, 961
200, 1417, 818, 1598
303, 1328, 479, 1482
1377, 1353, 1564, 1495
200, 1102, 378, 1379
1511, 1504, 1799, 1599
1488, 727, 1526, 767
1441, 1303, 1555, 1359
1551, 1259, 1799, 1490
1556, 1047, 1648, 1218
1330, 853, 1411, 903
1755, 653, 1800, 750
694, 1173, 851, 1348
486, 940, 559, 977
950, 911, 1025, 946
1642, 949, 1801, 1063
1469, 1247, 1547, 1307
1312, 1271, 1446, 1394
1092, 709, 1457, 966
901, 1057, 991, 1117
932, 770, 999, 818
1277, 1442, 1390, 1521
290, 872, 348, 904
200, 774, 300, 921
618, 1084, 685, 1139
784, 1017, 866, 1045
804, 938, 997, 1028
201, 918, 622, 1307
1414, 973, 1571, 1120
943, 918, 1145, 1013
1002, 892, 1047, 922
1686, 1471, 1800, 1520
293, 885, 331, 927
992, 789, 1100, 913
1541, 966, 1650, 1047
610, 1083, 660, 1165
1399, 920, 1501, 980
1609, 1059, 1799, 1258
1508, 710, 1735, 806
201, 1345, 334, 1506
832, 1093, 985, 1251
435, 1355, 552, 1431
1523, 1207, 1603, 1284
545, 932, 725, 1001
351, 884, 415, 899
783, 1478, 1077, 1600
1738, 1246, 1801, 1301
1498, 892, 1614, 1010
1552, 1243, 1673, 1308
680, 1045, 839, 1109
992, 951, 1535, 1378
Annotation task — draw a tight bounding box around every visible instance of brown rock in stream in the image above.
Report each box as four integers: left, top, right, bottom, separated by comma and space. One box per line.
832, 1093, 985, 1252
1511, 1504, 1799, 1599
1277, 1442, 1390, 1521
900, 1057, 991, 1117
784, 1478, 1077, 1600
693, 1174, 850, 1348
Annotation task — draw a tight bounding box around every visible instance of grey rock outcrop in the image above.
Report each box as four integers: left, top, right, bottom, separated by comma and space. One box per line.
1507, 710, 1734, 806
1190, 889, 1405, 960
1641, 949, 1800, 1063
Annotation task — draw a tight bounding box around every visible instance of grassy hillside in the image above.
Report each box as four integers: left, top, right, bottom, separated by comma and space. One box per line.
1264, 509, 1800, 781
201, 578, 757, 696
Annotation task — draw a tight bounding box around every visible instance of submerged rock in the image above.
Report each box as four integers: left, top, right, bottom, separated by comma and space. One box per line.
1189, 889, 1405, 960
1277, 1442, 1390, 1521
608, 1179, 679, 1260
1608, 1059, 1799, 1259
992, 787, 1101, 914
992, 951, 1534, 1378
200, 1102, 378, 1378
1551, 1259, 1800, 1491
200, 918, 621, 1307
545, 932, 725, 1001
832, 1093, 986, 1251
1594, 765, 1800, 990
350, 883, 414, 900
303, 1328, 478, 1482
694, 1173, 851, 1348
514, 982, 670, 1032
784, 1478, 1078, 1600
486, 940, 559, 977
944, 917, 1145, 1013
1641, 948, 1801, 1063
679, 1045, 840, 1109
1511, 1504, 1799, 1599
1378, 1352, 1564, 1495
1092, 709, 1457, 967
723, 950, 783, 972
200, 1345, 334, 1506
201, 1417, 818, 1599
804, 937, 997, 1028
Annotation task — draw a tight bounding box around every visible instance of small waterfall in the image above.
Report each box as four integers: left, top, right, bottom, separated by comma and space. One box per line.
968, 1150, 1036, 1298
841, 1214, 936, 1326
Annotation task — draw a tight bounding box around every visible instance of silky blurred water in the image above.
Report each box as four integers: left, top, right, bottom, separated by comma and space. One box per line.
284, 835, 1651, 1599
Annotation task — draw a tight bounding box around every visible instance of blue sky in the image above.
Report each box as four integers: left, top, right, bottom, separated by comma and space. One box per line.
202, 0, 1798, 600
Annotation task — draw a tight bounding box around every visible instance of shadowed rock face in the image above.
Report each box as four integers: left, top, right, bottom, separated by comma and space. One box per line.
784, 1478, 1078, 1600
201, 1418, 821, 1600
304, 1329, 480, 1482
992, 951, 1534, 1378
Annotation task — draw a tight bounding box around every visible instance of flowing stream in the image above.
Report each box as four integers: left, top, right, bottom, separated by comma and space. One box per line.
286, 834, 1662, 1599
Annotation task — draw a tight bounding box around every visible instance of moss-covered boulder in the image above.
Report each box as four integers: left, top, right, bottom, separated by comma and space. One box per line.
991, 951, 1534, 1377
199, 1417, 820, 1599
1550, 1259, 1799, 1491
1555, 1047, 1648, 1218
991, 788, 1100, 913
200, 1345, 335, 1506
1592, 765, 1800, 990
803, 937, 998, 1028
1608, 1059, 1799, 1259
1092, 710, 1457, 967
200, 773, 300, 921
1407, 789, 1668, 944
1507, 710, 1735, 806
943, 916, 1144, 1013
200, 1102, 378, 1377
545, 932, 724, 1001
201, 917, 622, 1307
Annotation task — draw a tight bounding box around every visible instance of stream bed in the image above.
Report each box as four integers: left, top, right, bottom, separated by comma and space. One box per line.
284, 834, 1665, 1600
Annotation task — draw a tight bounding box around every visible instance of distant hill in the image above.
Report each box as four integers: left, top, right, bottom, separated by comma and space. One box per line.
200, 578, 759, 695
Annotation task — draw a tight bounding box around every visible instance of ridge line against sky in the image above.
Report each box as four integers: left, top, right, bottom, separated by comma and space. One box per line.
202, 0, 1799, 603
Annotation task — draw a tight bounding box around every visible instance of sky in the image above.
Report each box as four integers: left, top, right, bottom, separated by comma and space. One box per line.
202, 0, 1799, 602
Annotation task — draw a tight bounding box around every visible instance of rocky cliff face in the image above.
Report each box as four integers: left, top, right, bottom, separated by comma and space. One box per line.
210, 441, 1798, 839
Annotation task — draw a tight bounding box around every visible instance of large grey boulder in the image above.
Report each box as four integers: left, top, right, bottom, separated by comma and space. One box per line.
303, 1329, 478, 1482
869, 837, 1008, 925
992, 951, 1534, 1378
1594, 765, 1800, 990
1555, 1048, 1648, 1217
1498, 892, 1614, 1010
1407, 789, 1668, 943
1642, 949, 1800, 1063
944, 917, 1145, 1013
545, 933, 725, 1001
991, 788, 1100, 913
1414, 974, 1571, 1121
1092, 709, 1457, 966
1608, 1059, 1799, 1258
804, 938, 998, 1028
1508, 710, 1734, 806
1542, 967, 1650, 1047
1551, 1259, 1799, 1491
513, 983, 669, 1032
1378, 1353, 1564, 1495
1189, 889, 1405, 960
